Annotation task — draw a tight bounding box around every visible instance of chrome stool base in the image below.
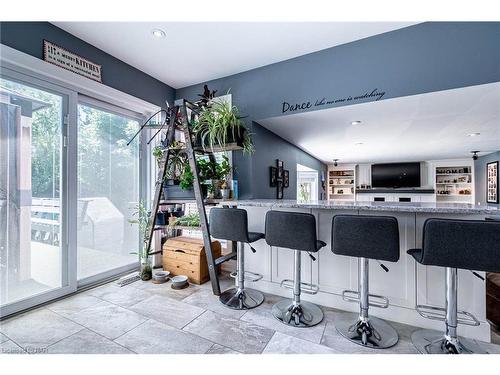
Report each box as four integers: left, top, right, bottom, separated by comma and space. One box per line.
219, 287, 264, 310
335, 312, 398, 349
272, 299, 324, 327
411, 329, 488, 354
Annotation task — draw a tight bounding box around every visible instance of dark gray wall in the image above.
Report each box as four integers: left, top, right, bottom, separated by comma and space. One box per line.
0, 22, 175, 108
233, 122, 326, 200
176, 22, 500, 120
177, 22, 500, 199
475, 151, 500, 207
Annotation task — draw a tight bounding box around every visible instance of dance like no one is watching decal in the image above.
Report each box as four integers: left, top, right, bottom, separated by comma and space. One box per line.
43, 40, 102, 83
281, 88, 386, 114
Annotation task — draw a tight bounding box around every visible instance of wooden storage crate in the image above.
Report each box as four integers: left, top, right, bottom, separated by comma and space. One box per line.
162, 236, 221, 284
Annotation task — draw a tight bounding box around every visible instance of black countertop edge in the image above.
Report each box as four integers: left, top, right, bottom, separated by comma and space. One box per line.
356, 189, 435, 194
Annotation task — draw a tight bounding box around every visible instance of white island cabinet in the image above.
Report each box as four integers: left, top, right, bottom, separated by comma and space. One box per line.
220, 199, 499, 342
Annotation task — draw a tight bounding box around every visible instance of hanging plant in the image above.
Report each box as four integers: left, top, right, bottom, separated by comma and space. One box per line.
194, 100, 254, 154
165, 141, 188, 182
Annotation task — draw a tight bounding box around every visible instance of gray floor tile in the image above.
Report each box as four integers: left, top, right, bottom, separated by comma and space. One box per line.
87, 283, 153, 308
182, 288, 247, 319
131, 280, 200, 301
0, 332, 9, 344
479, 340, 500, 354
240, 293, 327, 344
0, 309, 82, 350
320, 319, 419, 354
183, 310, 275, 354
0, 340, 26, 354
206, 343, 241, 354
46, 294, 102, 317
115, 319, 213, 354
199, 273, 234, 292
263, 332, 340, 354
47, 329, 134, 354
129, 294, 205, 329
68, 301, 147, 339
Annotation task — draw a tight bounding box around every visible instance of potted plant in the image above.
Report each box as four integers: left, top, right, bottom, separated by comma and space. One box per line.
165, 141, 187, 185
152, 145, 165, 167
128, 201, 152, 281
207, 184, 215, 199
162, 144, 196, 200
215, 155, 232, 199
193, 100, 254, 154
168, 213, 201, 229
220, 180, 230, 199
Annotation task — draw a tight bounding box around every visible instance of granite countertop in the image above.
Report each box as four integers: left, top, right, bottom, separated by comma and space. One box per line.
220, 199, 500, 214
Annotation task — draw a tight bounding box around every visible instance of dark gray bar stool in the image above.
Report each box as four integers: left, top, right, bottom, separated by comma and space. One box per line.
332, 214, 400, 349
265, 210, 326, 327
408, 218, 500, 354
209, 207, 265, 310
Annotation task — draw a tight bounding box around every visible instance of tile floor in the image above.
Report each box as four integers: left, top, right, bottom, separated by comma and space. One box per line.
1, 273, 500, 355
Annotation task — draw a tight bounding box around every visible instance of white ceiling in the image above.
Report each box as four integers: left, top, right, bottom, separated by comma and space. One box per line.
258, 83, 500, 164
52, 22, 416, 88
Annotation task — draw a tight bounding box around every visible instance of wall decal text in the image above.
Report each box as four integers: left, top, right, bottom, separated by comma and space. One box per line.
282, 88, 386, 114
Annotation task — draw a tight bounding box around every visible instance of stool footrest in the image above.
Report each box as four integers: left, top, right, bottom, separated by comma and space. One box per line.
342, 290, 389, 308
229, 271, 263, 282
280, 279, 319, 295
415, 304, 480, 326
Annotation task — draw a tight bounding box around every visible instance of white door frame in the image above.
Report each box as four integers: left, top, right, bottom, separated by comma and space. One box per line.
0, 67, 77, 317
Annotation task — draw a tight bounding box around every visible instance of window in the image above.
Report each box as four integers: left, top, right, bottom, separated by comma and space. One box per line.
77, 102, 141, 281
297, 164, 319, 201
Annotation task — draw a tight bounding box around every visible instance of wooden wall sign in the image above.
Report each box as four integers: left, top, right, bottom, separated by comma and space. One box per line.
43, 40, 102, 82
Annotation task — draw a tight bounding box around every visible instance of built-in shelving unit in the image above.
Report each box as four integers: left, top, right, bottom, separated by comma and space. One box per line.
328, 166, 356, 201
435, 165, 474, 204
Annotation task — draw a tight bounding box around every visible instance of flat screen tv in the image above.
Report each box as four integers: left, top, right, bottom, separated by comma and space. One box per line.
371, 162, 421, 188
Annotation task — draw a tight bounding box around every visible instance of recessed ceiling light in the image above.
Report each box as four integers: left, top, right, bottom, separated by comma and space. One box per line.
467, 132, 480, 137
350, 121, 362, 126
152, 29, 166, 38
355, 142, 364, 146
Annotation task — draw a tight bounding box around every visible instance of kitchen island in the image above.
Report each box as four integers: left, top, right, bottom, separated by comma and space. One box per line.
219, 200, 500, 341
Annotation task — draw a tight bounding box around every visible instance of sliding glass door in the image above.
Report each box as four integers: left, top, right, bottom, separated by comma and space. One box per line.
77, 100, 141, 283
0, 67, 147, 315
0, 75, 72, 316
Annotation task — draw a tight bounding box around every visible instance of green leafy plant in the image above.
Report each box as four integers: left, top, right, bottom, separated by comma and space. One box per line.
299, 183, 310, 202
128, 200, 153, 280
179, 161, 194, 190
215, 155, 231, 181
152, 145, 165, 161
197, 158, 215, 182
178, 155, 232, 191
169, 213, 201, 228
194, 99, 254, 154
166, 141, 187, 181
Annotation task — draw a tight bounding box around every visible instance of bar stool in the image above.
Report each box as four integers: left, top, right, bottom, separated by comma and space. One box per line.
332, 214, 400, 349
209, 207, 265, 310
265, 210, 326, 327
408, 218, 500, 354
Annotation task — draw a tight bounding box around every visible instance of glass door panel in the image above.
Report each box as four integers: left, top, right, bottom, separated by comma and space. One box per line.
0, 77, 67, 310
77, 103, 140, 280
